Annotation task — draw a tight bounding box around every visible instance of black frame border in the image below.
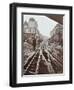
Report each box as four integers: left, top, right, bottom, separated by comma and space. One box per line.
10, 3, 72, 87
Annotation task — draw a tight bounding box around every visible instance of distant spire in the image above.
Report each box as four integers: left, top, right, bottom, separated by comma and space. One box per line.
24, 21, 28, 26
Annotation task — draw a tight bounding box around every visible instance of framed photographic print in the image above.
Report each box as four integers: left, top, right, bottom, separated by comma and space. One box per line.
10, 3, 72, 87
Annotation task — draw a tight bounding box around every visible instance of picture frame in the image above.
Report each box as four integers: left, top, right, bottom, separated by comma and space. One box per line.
10, 3, 72, 87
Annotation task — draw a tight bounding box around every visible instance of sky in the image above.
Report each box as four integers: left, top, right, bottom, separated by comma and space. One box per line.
23, 14, 58, 37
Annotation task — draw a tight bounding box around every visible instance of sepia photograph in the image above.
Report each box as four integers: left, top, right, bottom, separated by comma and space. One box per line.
22, 14, 63, 75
